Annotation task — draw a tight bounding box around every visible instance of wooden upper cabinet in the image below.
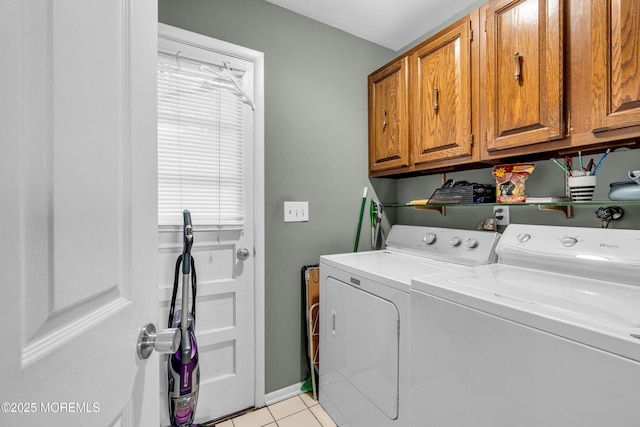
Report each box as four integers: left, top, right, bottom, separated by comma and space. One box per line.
411, 19, 474, 165
591, 0, 640, 132
484, 0, 563, 153
368, 57, 409, 173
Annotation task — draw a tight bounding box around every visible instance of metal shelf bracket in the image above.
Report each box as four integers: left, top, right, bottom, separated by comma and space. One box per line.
537, 204, 573, 218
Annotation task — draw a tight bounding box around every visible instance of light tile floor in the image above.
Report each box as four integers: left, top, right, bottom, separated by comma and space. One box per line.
214, 393, 336, 427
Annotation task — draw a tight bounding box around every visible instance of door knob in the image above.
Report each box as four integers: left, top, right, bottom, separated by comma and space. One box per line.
137, 323, 180, 360
237, 247, 250, 260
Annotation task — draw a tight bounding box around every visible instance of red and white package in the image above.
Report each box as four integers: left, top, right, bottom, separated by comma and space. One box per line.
492, 163, 535, 203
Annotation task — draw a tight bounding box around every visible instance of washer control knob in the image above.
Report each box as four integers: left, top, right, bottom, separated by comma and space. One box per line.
560, 236, 578, 247
450, 236, 461, 247
516, 233, 531, 243
465, 238, 478, 248
423, 233, 437, 244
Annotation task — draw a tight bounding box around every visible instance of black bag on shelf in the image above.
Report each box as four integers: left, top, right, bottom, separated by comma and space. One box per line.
428, 180, 496, 204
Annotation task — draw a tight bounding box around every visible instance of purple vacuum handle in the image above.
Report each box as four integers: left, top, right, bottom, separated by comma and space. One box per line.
181, 209, 193, 363
182, 210, 193, 274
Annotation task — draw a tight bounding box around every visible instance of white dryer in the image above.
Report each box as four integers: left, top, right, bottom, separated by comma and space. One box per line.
411, 224, 640, 427
319, 225, 500, 427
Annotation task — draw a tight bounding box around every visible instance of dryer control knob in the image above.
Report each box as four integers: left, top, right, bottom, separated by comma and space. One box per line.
516, 233, 531, 243
560, 236, 578, 247
423, 233, 437, 244
450, 236, 461, 247
465, 238, 478, 248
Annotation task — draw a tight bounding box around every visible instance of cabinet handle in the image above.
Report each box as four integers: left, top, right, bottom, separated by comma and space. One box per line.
513, 51, 521, 81
382, 109, 387, 130
433, 88, 439, 111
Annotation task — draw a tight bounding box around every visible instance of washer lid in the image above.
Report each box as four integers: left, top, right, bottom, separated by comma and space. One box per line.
412, 264, 640, 362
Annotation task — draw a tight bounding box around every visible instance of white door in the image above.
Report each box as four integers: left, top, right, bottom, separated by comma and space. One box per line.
158, 226, 255, 423
156, 25, 263, 423
0, 1, 159, 426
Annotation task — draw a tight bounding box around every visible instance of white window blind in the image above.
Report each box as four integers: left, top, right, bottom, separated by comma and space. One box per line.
157, 53, 245, 226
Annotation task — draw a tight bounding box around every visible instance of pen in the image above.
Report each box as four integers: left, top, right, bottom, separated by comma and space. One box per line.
586, 158, 594, 172
551, 158, 571, 175
578, 151, 583, 170
592, 149, 611, 175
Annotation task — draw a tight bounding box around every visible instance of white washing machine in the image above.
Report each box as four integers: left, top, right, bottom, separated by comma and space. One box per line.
411, 224, 640, 427
319, 225, 500, 427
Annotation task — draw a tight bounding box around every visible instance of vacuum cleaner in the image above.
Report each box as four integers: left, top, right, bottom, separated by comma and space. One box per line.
167, 210, 200, 427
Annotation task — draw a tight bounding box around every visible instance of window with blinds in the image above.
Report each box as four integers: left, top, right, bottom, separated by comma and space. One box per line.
157, 53, 246, 227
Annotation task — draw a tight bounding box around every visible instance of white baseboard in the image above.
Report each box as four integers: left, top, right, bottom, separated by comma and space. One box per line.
264, 381, 305, 406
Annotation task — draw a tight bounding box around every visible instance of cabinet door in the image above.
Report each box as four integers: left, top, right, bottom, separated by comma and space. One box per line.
591, 0, 640, 132
369, 58, 409, 172
411, 20, 473, 164
484, 0, 563, 152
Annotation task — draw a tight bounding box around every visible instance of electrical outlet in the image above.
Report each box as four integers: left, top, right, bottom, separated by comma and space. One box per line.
284, 201, 309, 222
493, 206, 510, 225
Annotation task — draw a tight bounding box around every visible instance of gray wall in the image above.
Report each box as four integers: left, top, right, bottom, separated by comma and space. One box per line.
158, 0, 396, 394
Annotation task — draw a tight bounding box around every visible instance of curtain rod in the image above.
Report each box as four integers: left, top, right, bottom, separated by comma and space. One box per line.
158, 50, 247, 76
158, 50, 255, 111
200, 65, 255, 111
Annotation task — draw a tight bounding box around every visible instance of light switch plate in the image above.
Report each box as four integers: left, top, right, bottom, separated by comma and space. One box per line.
284, 201, 309, 222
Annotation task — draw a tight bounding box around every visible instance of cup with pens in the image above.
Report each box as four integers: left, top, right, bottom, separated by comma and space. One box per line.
552, 149, 610, 201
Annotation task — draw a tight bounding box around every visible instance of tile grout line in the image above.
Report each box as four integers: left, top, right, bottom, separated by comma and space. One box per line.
271, 408, 321, 427
308, 408, 324, 427
215, 393, 329, 427
267, 406, 308, 423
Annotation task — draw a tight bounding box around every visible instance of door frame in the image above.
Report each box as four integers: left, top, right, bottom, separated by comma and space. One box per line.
157, 23, 266, 409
